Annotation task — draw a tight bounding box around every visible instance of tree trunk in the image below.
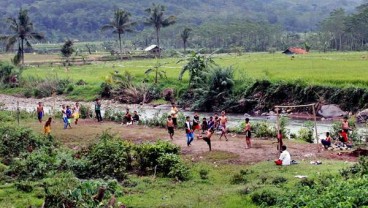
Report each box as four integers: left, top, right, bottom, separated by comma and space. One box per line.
118, 33, 122, 54
183, 40, 186, 53
21, 38, 24, 65
156, 28, 160, 58
155, 68, 158, 84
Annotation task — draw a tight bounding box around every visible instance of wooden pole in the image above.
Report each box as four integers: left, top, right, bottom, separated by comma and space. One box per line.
312, 104, 320, 153
275, 107, 280, 156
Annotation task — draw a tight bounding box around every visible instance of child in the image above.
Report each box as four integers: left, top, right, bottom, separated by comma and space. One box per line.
124, 109, 132, 125
244, 118, 251, 148
171, 103, 179, 128
95, 99, 102, 122
197, 127, 214, 151
66, 105, 73, 128
193, 112, 200, 133
201, 117, 208, 134
214, 113, 220, 130
132, 111, 140, 124
73, 102, 80, 125
37, 102, 44, 123
44, 117, 52, 135
207, 116, 215, 130
61, 105, 68, 129
218, 111, 228, 141
185, 116, 194, 146
338, 129, 348, 145
275, 145, 291, 166
321, 132, 332, 149
277, 130, 283, 152
167, 115, 175, 140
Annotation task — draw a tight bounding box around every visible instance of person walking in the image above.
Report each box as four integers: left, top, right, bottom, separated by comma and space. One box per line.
95, 99, 102, 122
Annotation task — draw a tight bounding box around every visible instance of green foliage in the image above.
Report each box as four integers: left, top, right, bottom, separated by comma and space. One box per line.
145, 61, 167, 84
0, 124, 55, 164
74, 132, 133, 180
0, 61, 19, 88
15, 180, 34, 192
251, 189, 279, 207
167, 162, 190, 181
271, 176, 287, 185
60, 40, 74, 60
340, 156, 368, 179
297, 121, 314, 143
253, 122, 277, 138
134, 140, 180, 174
199, 169, 209, 180
230, 169, 252, 184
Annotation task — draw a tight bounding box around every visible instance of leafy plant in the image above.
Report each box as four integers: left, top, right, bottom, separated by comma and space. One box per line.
297, 121, 314, 143
199, 169, 209, 180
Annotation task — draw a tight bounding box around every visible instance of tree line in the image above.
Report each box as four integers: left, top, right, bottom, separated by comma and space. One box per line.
1, 1, 368, 63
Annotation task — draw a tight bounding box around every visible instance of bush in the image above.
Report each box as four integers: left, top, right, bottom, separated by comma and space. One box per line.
134, 140, 180, 174
7, 147, 57, 179
297, 121, 314, 143
271, 176, 287, 185
168, 163, 190, 181
340, 156, 368, 179
157, 153, 181, 176
74, 132, 133, 180
199, 169, 209, 180
0, 124, 56, 164
251, 189, 279, 206
79, 104, 92, 119
298, 178, 315, 188
15, 180, 34, 192
230, 169, 253, 184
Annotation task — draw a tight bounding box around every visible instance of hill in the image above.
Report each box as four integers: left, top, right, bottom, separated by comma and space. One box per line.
0, 0, 363, 43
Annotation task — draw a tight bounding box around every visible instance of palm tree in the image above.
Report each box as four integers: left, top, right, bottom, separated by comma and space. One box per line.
101, 9, 136, 54
180, 27, 192, 52
0, 8, 44, 65
145, 3, 176, 57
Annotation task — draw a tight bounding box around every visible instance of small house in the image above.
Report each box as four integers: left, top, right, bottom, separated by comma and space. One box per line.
144, 45, 161, 54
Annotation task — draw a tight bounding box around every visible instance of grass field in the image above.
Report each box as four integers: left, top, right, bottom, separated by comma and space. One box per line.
1, 51, 368, 100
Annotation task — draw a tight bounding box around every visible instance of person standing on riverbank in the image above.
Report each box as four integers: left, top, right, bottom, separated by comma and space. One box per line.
170, 103, 179, 128
244, 118, 251, 148
73, 102, 80, 125
193, 112, 200, 133
218, 111, 228, 141
66, 105, 73, 129
61, 105, 68, 129
36, 102, 44, 123
95, 99, 102, 122
167, 115, 175, 140
185, 116, 194, 146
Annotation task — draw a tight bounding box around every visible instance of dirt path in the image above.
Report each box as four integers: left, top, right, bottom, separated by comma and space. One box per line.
24, 119, 358, 164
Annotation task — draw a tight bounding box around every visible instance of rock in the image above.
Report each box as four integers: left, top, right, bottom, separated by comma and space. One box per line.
317, 104, 347, 118
243, 113, 251, 117
261, 112, 268, 116
357, 109, 368, 123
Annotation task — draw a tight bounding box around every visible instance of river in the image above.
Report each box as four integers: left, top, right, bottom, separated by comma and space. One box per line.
0, 94, 366, 140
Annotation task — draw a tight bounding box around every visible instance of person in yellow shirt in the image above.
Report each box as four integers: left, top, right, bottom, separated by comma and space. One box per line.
44, 117, 52, 135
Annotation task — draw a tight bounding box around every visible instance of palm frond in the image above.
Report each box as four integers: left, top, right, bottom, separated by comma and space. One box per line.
5, 36, 18, 51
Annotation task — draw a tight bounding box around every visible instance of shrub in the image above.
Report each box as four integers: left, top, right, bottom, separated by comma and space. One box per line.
74, 132, 133, 180
15, 180, 34, 192
7, 147, 57, 180
199, 169, 209, 180
134, 140, 180, 174
340, 156, 368, 179
297, 121, 314, 143
168, 163, 190, 181
79, 104, 92, 119
0, 124, 56, 164
271, 176, 287, 185
251, 189, 279, 206
157, 153, 181, 176
298, 178, 315, 188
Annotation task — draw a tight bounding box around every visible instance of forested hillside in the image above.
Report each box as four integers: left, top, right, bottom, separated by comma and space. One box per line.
0, 0, 363, 43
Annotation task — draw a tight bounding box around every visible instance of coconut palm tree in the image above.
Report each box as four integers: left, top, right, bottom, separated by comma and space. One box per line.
0, 8, 44, 65
145, 3, 176, 57
101, 9, 136, 54
180, 27, 192, 52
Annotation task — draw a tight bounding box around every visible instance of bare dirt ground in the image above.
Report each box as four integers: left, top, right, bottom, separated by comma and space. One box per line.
25, 119, 360, 164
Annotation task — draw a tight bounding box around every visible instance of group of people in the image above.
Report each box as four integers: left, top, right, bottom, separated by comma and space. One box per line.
37, 101, 81, 135
167, 103, 253, 151
320, 116, 352, 149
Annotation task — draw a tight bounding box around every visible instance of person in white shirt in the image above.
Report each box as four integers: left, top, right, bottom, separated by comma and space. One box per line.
275, 145, 291, 166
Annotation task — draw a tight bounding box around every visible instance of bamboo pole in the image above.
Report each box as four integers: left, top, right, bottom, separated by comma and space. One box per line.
312, 105, 320, 153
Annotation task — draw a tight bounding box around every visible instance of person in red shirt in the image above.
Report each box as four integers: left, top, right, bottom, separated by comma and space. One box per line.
339, 129, 348, 143
321, 132, 332, 149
